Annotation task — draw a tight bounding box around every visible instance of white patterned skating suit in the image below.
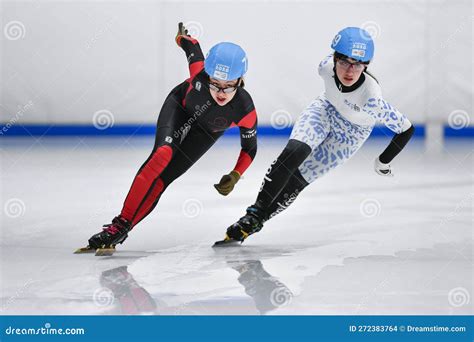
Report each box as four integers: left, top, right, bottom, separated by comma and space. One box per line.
290, 54, 412, 184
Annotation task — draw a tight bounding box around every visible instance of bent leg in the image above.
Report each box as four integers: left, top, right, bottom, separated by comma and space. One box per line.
130, 127, 222, 226
254, 97, 330, 217
297, 104, 373, 184
120, 91, 190, 224
265, 169, 309, 220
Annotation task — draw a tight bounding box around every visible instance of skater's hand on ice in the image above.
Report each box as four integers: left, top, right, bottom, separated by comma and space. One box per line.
214, 170, 241, 196
175, 22, 190, 46
374, 157, 393, 177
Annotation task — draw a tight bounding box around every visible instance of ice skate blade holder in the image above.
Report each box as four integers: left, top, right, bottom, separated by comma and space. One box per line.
74, 246, 116, 256
212, 239, 242, 247
94, 247, 116, 256
74, 246, 95, 254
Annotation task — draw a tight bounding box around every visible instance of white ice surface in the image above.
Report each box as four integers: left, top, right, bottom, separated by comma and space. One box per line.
1, 135, 472, 315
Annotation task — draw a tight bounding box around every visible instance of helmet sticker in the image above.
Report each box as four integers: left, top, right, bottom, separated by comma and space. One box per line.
352, 42, 367, 50
216, 64, 230, 73
213, 70, 228, 80
214, 64, 230, 80
331, 34, 342, 47
352, 49, 366, 58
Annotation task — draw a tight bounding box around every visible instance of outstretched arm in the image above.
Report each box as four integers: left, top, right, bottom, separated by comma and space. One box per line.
175, 22, 205, 78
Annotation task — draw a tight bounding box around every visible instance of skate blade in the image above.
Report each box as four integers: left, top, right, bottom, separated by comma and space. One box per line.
74, 246, 96, 254
95, 247, 116, 256
213, 238, 242, 247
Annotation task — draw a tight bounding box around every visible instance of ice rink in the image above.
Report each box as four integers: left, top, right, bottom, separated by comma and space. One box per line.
1, 135, 472, 315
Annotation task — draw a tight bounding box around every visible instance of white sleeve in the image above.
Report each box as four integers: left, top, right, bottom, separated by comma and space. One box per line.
364, 90, 412, 134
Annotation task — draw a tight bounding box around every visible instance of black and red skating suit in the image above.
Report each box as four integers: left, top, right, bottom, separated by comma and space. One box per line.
120, 36, 258, 226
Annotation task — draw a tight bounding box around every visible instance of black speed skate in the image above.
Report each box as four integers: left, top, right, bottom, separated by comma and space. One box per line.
213, 206, 265, 247
74, 216, 132, 256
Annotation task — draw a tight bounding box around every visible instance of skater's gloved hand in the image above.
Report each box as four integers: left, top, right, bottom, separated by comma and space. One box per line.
175, 22, 190, 46
374, 157, 394, 177
214, 170, 241, 196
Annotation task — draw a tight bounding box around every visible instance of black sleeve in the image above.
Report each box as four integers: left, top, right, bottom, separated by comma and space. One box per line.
379, 125, 415, 163
233, 113, 257, 175
177, 36, 205, 66
240, 126, 257, 155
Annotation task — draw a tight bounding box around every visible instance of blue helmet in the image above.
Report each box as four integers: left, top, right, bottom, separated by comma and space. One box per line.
204, 42, 248, 81
330, 27, 374, 62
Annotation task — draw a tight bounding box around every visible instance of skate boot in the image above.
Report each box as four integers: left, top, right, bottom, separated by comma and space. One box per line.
213, 206, 265, 247
74, 216, 132, 256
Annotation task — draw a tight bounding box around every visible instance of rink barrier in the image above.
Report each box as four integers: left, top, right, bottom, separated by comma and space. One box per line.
0, 124, 473, 137
0, 315, 471, 341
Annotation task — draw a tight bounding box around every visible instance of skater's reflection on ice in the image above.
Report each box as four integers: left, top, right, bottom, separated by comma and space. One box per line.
227, 260, 293, 315
98, 260, 292, 315
99, 266, 158, 315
